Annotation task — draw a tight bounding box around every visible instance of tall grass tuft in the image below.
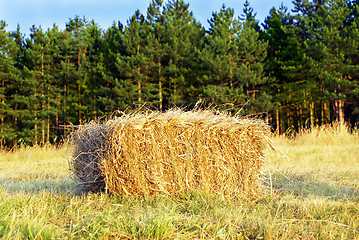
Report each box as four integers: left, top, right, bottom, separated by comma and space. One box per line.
295, 122, 359, 146
264, 122, 359, 200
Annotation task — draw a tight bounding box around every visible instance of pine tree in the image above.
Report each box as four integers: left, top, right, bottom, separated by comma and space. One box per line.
289, 0, 320, 128
0, 21, 19, 147
6, 25, 37, 145
262, 5, 310, 132
55, 27, 77, 133
84, 20, 108, 119
201, 4, 267, 114
200, 5, 246, 109
65, 16, 90, 124
100, 22, 129, 113
146, 0, 168, 110
25, 25, 61, 145
345, 0, 359, 125
237, 6, 268, 115
300, 0, 357, 124
160, 0, 205, 106
240, 0, 261, 32
116, 10, 152, 108
46, 24, 66, 141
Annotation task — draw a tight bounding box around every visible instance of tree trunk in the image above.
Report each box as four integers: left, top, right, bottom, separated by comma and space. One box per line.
46, 84, 50, 144
275, 106, 280, 135
34, 119, 37, 145
41, 119, 45, 145
1, 78, 4, 144
77, 25, 82, 125
46, 63, 50, 144
41, 51, 45, 145
325, 102, 330, 123
320, 103, 325, 124
63, 78, 67, 130
310, 102, 315, 129
321, 101, 330, 124
63, 58, 69, 136
47, 116, 50, 144
159, 80, 163, 111
280, 107, 284, 135
299, 107, 303, 130
334, 99, 344, 124
137, 64, 142, 103
137, 44, 142, 103
34, 85, 37, 145
158, 60, 162, 111
78, 83, 82, 124
138, 79, 142, 103
55, 105, 59, 142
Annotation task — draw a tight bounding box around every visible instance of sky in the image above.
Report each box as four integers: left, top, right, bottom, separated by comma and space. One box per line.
1, 0, 294, 37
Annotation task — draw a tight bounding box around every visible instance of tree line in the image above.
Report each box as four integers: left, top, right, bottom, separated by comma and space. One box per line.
0, 0, 358, 147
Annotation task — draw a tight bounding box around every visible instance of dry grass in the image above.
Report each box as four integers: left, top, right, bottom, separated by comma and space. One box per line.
295, 122, 359, 146
0, 145, 75, 193
0, 123, 358, 239
264, 122, 359, 199
70, 109, 270, 199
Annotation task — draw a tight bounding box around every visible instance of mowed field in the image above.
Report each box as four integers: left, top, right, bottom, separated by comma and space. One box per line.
0, 124, 359, 239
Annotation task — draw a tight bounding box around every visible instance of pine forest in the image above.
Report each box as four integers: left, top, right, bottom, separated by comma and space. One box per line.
1, 0, 359, 147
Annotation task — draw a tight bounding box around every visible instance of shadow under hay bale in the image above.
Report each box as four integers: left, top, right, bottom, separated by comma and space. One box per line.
70, 109, 270, 198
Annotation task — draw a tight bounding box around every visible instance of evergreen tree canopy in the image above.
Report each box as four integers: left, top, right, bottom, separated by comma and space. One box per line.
1, 0, 359, 148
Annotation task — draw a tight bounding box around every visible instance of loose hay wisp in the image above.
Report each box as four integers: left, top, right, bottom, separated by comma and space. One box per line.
70, 109, 270, 198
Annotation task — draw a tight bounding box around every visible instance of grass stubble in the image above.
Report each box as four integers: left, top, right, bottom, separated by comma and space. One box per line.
0, 123, 358, 239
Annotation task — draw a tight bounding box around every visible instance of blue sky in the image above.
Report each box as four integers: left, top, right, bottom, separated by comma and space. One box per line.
1, 0, 294, 36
